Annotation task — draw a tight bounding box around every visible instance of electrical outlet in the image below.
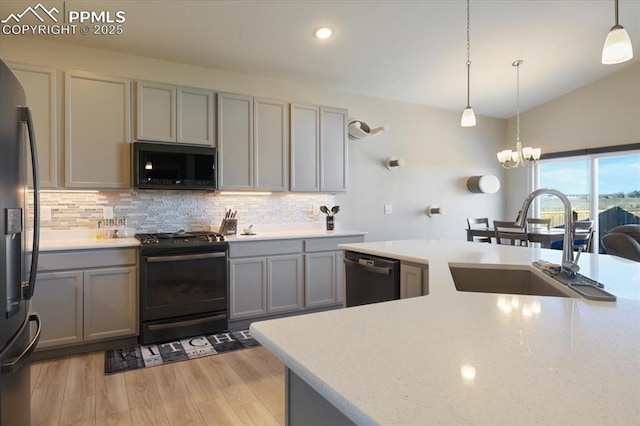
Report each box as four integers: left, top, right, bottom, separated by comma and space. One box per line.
312, 205, 319, 215
41, 206, 52, 222
384, 204, 393, 214
103, 206, 114, 219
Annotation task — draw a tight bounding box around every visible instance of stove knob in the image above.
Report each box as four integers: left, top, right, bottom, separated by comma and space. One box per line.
218, 235, 225, 242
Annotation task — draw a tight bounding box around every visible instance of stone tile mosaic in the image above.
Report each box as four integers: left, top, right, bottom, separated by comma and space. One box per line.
31, 190, 335, 232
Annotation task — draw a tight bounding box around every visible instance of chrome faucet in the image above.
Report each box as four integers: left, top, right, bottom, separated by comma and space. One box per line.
514, 188, 580, 275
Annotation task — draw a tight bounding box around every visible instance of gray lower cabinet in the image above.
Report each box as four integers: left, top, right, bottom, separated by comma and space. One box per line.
229, 254, 303, 319
268, 254, 303, 313
229, 257, 267, 319
31, 248, 138, 350
30, 271, 83, 348
83, 267, 137, 341
400, 263, 425, 298
304, 252, 336, 307
229, 235, 364, 321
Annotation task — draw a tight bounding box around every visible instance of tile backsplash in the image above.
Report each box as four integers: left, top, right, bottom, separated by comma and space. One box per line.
33, 190, 335, 233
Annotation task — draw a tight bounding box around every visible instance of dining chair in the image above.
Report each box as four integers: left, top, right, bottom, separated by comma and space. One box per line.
550, 220, 594, 252
467, 218, 491, 243
493, 220, 528, 246
573, 220, 594, 252
526, 218, 551, 231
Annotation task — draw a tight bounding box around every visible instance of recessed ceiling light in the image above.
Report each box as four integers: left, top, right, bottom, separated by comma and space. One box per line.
314, 27, 333, 40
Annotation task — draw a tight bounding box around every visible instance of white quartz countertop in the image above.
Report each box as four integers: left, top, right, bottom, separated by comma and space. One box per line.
225, 229, 366, 242
250, 239, 640, 425
36, 227, 366, 251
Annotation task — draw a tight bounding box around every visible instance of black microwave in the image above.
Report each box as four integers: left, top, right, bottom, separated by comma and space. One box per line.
133, 142, 217, 190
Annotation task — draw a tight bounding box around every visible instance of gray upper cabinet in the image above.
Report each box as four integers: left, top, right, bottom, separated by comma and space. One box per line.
218, 93, 289, 191
177, 86, 214, 145
291, 104, 347, 192
218, 92, 253, 190
8, 62, 58, 188
320, 106, 348, 192
254, 97, 289, 191
65, 71, 131, 188
135, 81, 176, 143
135, 81, 214, 146
290, 104, 320, 192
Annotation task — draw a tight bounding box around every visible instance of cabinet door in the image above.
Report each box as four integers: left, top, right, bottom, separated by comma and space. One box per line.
83, 267, 137, 341
65, 72, 131, 188
320, 107, 348, 192
8, 63, 58, 188
268, 254, 303, 313
400, 264, 423, 299
229, 258, 267, 319
254, 98, 289, 191
177, 86, 214, 145
290, 104, 320, 192
304, 252, 336, 307
30, 271, 83, 349
335, 251, 345, 304
218, 93, 253, 190
135, 81, 176, 143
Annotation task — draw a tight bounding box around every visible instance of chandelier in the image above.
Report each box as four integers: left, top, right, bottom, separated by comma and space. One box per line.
497, 60, 541, 169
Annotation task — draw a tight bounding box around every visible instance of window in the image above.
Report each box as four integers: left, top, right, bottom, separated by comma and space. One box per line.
535, 150, 640, 253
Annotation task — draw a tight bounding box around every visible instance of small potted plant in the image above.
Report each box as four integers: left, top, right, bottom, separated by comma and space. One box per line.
320, 205, 340, 230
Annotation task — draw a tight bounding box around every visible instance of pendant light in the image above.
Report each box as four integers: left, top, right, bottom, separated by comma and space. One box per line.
460, 0, 476, 127
602, 0, 634, 64
496, 60, 541, 169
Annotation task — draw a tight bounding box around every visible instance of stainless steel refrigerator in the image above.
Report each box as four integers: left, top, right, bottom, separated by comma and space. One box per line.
0, 59, 42, 426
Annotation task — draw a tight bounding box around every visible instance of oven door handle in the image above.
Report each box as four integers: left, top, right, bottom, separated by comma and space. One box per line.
146, 252, 226, 263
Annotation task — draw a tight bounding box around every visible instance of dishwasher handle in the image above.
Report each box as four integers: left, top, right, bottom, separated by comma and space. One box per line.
343, 258, 392, 275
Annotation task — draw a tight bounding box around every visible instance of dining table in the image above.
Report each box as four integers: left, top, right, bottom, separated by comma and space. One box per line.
466, 227, 591, 249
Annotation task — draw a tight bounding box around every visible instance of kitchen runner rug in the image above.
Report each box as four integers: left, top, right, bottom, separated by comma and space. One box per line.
104, 329, 259, 375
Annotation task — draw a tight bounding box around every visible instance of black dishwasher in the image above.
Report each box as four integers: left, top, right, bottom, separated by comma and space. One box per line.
344, 251, 400, 307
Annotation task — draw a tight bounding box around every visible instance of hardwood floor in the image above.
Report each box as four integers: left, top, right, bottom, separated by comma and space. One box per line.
30, 347, 285, 426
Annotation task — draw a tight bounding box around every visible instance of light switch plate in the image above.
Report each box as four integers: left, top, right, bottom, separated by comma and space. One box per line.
384, 204, 393, 214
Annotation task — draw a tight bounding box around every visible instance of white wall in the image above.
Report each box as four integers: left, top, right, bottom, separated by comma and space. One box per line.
503, 63, 640, 216
1, 37, 507, 242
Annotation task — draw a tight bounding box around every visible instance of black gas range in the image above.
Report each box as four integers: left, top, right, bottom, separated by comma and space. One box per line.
136, 230, 227, 249
135, 231, 229, 344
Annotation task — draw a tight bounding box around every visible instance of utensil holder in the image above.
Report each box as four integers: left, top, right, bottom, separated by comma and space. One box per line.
326, 216, 334, 231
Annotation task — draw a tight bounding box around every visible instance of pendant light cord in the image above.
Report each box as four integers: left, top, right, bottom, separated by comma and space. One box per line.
615, 0, 619, 26
515, 61, 521, 143
466, 0, 471, 108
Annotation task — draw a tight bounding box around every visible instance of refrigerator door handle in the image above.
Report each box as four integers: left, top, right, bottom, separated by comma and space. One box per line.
0, 313, 41, 375
20, 106, 40, 300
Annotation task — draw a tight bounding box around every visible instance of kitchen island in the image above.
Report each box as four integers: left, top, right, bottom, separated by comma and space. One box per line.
250, 239, 640, 425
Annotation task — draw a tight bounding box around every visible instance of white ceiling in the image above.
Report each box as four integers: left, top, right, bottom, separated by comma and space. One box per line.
5, 0, 640, 118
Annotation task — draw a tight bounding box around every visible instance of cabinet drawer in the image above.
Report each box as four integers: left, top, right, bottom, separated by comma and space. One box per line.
229, 240, 301, 258
37, 248, 137, 272
304, 235, 365, 253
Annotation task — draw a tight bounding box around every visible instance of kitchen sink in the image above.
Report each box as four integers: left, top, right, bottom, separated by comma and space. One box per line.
449, 265, 570, 298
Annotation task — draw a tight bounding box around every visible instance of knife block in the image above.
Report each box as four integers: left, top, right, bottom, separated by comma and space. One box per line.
219, 218, 237, 235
